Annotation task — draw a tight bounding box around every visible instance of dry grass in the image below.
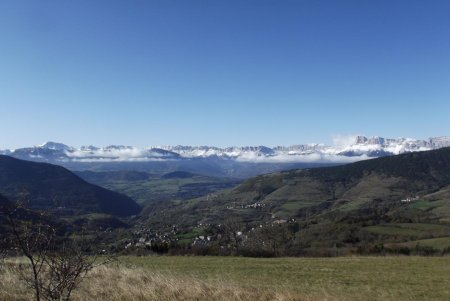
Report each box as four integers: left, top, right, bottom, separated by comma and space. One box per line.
0, 264, 334, 301
75, 265, 330, 301
2, 256, 450, 301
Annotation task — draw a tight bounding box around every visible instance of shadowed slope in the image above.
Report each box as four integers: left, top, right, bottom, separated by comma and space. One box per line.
0, 156, 141, 217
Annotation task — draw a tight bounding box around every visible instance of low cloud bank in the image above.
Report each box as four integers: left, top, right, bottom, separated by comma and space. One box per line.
235, 152, 371, 164
66, 147, 372, 164
68, 147, 176, 162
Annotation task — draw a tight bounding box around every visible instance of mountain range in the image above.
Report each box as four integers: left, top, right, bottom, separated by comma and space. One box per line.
3, 135, 450, 163
2, 136, 449, 178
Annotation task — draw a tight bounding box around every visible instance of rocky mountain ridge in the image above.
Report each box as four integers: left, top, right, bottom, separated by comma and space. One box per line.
1, 136, 449, 164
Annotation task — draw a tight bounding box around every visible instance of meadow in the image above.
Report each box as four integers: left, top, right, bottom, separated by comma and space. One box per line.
2, 256, 450, 301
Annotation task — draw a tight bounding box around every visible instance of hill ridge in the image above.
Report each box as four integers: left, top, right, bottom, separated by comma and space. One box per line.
0, 155, 141, 217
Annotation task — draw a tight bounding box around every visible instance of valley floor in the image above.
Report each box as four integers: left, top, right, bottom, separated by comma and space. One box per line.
2, 256, 450, 301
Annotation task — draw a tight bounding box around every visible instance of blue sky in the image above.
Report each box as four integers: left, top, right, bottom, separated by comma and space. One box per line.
1, 0, 449, 149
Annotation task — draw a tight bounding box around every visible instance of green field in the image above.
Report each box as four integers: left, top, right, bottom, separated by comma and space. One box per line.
101, 177, 239, 205
389, 237, 450, 250
116, 256, 450, 301
409, 200, 435, 210
363, 223, 450, 239
3, 256, 450, 300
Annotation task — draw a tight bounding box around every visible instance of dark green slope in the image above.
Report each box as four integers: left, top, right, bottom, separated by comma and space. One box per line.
143, 147, 450, 222
0, 193, 10, 207
308, 146, 450, 185
0, 155, 141, 217
235, 147, 450, 210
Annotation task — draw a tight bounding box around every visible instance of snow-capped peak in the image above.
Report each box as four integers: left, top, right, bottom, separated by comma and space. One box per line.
37, 141, 72, 151
3, 136, 450, 164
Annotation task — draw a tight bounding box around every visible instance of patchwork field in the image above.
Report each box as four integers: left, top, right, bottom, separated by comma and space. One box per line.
80, 172, 240, 205
388, 237, 450, 250
2, 256, 450, 300
363, 223, 450, 239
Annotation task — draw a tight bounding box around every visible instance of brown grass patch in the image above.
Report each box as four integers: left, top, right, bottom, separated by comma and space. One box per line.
0, 263, 341, 301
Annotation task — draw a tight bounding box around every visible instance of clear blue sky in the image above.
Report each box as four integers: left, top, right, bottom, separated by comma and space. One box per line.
1, 0, 449, 149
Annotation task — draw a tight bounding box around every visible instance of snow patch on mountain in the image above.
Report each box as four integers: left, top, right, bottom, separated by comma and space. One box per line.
2, 136, 449, 164
38, 141, 73, 151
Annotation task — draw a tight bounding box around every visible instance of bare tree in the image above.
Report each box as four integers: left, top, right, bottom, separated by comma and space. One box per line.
259, 223, 294, 256
3, 203, 114, 301
0, 198, 12, 264
38, 241, 113, 301
0, 237, 6, 269
9, 216, 53, 301
220, 216, 245, 254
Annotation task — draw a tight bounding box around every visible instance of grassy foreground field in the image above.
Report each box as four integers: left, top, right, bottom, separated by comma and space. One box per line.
2, 256, 450, 301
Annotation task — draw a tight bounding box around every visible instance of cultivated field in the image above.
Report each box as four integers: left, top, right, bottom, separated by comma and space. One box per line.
1, 256, 450, 301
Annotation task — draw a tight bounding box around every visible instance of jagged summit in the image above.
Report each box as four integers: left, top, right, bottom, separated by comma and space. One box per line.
2, 136, 450, 164
38, 141, 72, 151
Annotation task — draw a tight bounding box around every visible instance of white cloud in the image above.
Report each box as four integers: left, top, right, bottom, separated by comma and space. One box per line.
235, 152, 371, 164
67, 147, 174, 162
70, 157, 173, 163
332, 134, 358, 147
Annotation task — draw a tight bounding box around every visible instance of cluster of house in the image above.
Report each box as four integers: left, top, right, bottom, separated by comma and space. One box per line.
125, 225, 178, 249
400, 196, 420, 203
226, 202, 267, 209
192, 235, 213, 246
206, 193, 218, 201
125, 215, 297, 250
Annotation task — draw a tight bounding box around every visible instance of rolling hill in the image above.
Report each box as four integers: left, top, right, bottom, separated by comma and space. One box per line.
0, 155, 141, 217
135, 147, 450, 255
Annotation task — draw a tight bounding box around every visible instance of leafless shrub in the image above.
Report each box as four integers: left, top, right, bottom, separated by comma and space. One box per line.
219, 216, 245, 254
0, 243, 6, 271
3, 202, 115, 301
